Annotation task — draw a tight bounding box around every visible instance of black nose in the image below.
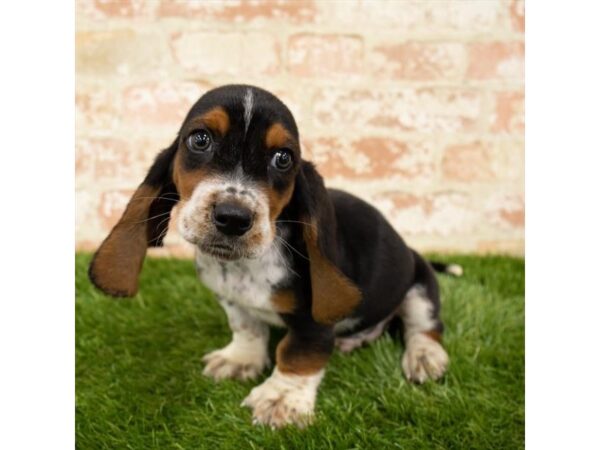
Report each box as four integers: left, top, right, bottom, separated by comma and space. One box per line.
212, 202, 253, 236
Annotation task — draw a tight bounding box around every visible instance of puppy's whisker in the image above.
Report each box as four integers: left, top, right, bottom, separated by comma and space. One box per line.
274, 238, 305, 279
153, 215, 172, 233
275, 235, 309, 262
275, 220, 315, 228
153, 225, 170, 245
273, 238, 299, 278
128, 196, 180, 203
122, 210, 172, 225
274, 237, 300, 277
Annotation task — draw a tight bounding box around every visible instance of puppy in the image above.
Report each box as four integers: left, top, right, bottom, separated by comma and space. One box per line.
89, 85, 459, 428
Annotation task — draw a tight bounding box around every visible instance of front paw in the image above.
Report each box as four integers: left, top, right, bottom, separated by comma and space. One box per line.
202, 344, 269, 381
241, 369, 323, 428
402, 333, 449, 383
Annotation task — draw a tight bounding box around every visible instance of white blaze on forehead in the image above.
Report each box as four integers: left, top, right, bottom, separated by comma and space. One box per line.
243, 88, 254, 135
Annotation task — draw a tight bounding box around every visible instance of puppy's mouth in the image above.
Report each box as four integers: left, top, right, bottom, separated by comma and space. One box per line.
199, 242, 254, 261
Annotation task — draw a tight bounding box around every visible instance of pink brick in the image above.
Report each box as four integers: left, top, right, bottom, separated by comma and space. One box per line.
170, 32, 241, 75
311, 0, 361, 25
76, 30, 171, 76
122, 81, 210, 128
313, 88, 483, 133
442, 141, 494, 182
288, 34, 363, 77
355, 0, 509, 32
241, 34, 282, 75
485, 192, 525, 230
77, 0, 150, 19
373, 191, 479, 236
467, 42, 525, 81
75, 83, 118, 130
98, 189, 135, 229
492, 91, 525, 133
76, 137, 152, 182
510, 0, 525, 32
305, 137, 436, 181
371, 42, 466, 80
442, 140, 524, 182
75, 0, 526, 256
157, 0, 317, 23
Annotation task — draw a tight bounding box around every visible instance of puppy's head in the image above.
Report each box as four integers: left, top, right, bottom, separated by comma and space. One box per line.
89, 85, 301, 295
89, 86, 361, 323
89, 85, 361, 322
174, 86, 300, 260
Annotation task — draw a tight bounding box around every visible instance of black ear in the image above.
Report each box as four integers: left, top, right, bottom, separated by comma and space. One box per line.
88, 139, 180, 297
295, 161, 362, 324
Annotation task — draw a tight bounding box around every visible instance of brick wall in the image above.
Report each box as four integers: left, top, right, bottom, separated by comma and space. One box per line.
76, 0, 525, 256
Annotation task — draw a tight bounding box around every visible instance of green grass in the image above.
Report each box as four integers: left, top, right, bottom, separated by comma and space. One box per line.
76, 253, 524, 449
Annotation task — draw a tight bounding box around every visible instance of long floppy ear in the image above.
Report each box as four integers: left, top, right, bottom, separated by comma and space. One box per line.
295, 161, 362, 324
88, 139, 180, 297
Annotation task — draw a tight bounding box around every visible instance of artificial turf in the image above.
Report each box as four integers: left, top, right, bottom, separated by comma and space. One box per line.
75, 253, 524, 449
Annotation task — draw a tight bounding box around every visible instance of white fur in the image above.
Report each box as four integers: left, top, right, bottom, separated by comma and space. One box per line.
242, 368, 324, 428
202, 301, 271, 381
243, 88, 254, 135
446, 264, 463, 277
177, 176, 226, 246
398, 285, 436, 340
198, 237, 291, 382
333, 317, 361, 334
398, 285, 449, 382
195, 241, 290, 327
401, 333, 448, 383
335, 317, 390, 353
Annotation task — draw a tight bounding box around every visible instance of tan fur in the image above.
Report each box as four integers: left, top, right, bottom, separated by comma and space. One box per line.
265, 122, 292, 149
271, 289, 296, 314
424, 330, 442, 343
266, 182, 295, 222
172, 152, 211, 201
185, 106, 230, 137
276, 334, 330, 375
89, 184, 160, 296
303, 222, 362, 325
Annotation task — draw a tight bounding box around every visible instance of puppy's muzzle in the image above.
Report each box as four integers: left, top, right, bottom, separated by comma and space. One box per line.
212, 202, 254, 236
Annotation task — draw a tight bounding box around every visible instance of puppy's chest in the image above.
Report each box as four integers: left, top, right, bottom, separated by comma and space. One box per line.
195, 245, 290, 326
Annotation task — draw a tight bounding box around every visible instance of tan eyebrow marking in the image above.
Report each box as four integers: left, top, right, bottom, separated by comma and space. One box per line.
265, 123, 292, 149
188, 106, 230, 136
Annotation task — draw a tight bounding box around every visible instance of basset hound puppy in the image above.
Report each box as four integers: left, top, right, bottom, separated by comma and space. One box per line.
89, 85, 462, 428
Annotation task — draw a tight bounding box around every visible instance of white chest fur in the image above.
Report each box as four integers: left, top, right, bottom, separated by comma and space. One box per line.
195, 243, 290, 327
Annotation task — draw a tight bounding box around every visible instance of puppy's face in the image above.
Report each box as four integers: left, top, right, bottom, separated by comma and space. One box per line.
173, 86, 300, 260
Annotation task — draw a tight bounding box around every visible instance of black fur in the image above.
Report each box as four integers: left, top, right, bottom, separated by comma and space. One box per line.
143, 140, 180, 247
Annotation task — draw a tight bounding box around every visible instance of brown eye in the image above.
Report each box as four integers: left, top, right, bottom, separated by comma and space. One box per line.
186, 130, 212, 153
271, 149, 293, 172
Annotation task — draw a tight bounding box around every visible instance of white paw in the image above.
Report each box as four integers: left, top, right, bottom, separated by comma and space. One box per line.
202, 342, 270, 381
241, 368, 323, 428
402, 333, 449, 383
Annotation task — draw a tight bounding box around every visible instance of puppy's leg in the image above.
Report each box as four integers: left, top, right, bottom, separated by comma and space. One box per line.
202, 298, 270, 381
242, 324, 333, 428
399, 255, 449, 383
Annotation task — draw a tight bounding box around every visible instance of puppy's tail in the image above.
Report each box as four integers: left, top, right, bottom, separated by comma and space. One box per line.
429, 261, 464, 277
